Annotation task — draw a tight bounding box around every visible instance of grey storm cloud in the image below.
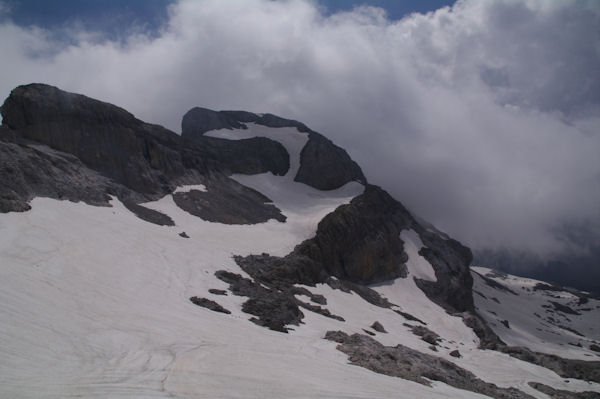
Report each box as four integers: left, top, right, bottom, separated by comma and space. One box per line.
0, 0, 599, 258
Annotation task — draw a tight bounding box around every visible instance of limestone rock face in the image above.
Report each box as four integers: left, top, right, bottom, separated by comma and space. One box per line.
0, 131, 117, 212
182, 106, 366, 190
181, 107, 247, 138
181, 107, 312, 138
294, 132, 366, 190
172, 176, 286, 225
0, 84, 292, 212
1, 83, 184, 196
180, 135, 290, 177
232, 183, 475, 307
296, 185, 410, 284
181, 107, 290, 176
416, 230, 475, 312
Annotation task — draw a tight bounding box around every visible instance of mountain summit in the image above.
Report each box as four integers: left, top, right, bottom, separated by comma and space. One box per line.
1, 84, 599, 398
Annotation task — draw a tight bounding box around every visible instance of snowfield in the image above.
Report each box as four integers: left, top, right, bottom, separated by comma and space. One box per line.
472, 266, 600, 360
1, 123, 599, 398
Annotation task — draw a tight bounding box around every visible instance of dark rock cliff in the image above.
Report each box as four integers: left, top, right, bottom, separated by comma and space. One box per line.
416, 230, 475, 312
0, 84, 297, 210
1, 84, 184, 196
295, 185, 410, 284
294, 132, 366, 190
181, 106, 366, 190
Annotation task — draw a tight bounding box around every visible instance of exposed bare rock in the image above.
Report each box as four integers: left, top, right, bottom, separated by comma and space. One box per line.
461, 312, 505, 350
463, 311, 600, 382
415, 229, 475, 313
123, 201, 175, 226
214, 271, 303, 333
189, 297, 231, 314
0, 85, 292, 216
450, 350, 462, 358
550, 301, 581, 316
324, 331, 534, 399
181, 107, 247, 137
234, 253, 328, 289
296, 300, 345, 322
181, 107, 312, 137
295, 185, 410, 284
294, 132, 366, 190
473, 270, 520, 295
0, 136, 116, 212
528, 382, 599, 399
500, 346, 600, 383
394, 310, 427, 325
181, 135, 290, 177
182, 107, 366, 190
214, 270, 343, 332
1, 83, 184, 197
370, 321, 387, 333
326, 278, 395, 308
173, 176, 286, 224
408, 325, 442, 346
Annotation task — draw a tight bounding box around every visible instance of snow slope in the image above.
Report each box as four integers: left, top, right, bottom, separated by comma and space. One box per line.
472, 266, 600, 360
1, 123, 599, 398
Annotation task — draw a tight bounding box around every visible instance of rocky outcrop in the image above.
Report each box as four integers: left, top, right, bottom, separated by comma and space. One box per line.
233, 183, 476, 314
295, 132, 366, 190
1, 84, 184, 197
324, 331, 534, 399
182, 106, 367, 190
463, 311, 600, 382
181, 107, 247, 137
529, 382, 599, 399
370, 321, 387, 333
295, 185, 410, 284
407, 324, 442, 346
214, 270, 343, 332
234, 253, 328, 289
181, 108, 312, 138
0, 84, 293, 214
0, 132, 119, 212
416, 230, 475, 313
122, 201, 175, 226
230, 186, 411, 286
181, 135, 290, 176
500, 346, 600, 383
172, 176, 286, 224
189, 297, 231, 314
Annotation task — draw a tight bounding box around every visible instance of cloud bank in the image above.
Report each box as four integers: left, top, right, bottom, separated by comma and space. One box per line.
1, 0, 599, 259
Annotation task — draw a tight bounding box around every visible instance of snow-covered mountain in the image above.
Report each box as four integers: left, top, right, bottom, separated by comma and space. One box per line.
0, 84, 598, 398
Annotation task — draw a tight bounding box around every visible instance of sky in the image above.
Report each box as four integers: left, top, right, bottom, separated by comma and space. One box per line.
0, 0, 599, 275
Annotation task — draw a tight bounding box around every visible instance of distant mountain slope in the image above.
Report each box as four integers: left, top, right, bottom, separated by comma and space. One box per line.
0, 84, 598, 398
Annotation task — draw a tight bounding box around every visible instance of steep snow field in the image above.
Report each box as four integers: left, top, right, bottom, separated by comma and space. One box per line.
1, 124, 599, 398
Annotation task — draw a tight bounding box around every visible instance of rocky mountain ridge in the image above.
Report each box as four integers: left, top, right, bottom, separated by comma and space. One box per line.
0, 84, 474, 315
1, 83, 599, 399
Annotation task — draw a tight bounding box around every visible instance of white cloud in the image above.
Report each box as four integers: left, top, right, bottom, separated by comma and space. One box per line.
0, 0, 599, 257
